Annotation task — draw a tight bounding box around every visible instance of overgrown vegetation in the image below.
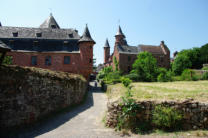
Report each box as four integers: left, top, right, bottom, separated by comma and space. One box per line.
152, 105, 182, 131
0, 54, 12, 65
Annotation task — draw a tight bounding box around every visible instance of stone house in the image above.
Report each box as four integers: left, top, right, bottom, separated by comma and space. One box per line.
0, 14, 95, 80
104, 26, 170, 73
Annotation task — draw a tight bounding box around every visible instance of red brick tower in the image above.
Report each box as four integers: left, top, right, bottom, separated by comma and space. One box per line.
115, 25, 127, 46
103, 38, 110, 64
78, 24, 95, 80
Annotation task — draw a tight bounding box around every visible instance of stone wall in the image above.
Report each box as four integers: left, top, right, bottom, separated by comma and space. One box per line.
0, 65, 87, 128
106, 99, 208, 130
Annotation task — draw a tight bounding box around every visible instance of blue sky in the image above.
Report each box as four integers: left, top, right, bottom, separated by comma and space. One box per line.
1, 0, 207, 65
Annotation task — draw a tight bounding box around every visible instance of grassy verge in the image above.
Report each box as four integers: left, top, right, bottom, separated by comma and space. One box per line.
107, 80, 208, 102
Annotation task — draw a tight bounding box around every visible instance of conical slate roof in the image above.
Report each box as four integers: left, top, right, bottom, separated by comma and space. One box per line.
104, 38, 110, 48
0, 40, 11, 52
116, 25, 125, 36
79, 24, 95, 44
39, 13, 60, 29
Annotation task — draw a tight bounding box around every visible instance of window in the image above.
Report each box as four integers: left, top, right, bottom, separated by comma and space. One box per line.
63, 41, 68, 51
64, 56, 70, 64
68, 33, 73, 38
128, 66, 131, 73
128, 56, 131, 62
51, 25, 56, 29
89, 58, 92, 63
36, 33, 42, 37
33, 41, 38, 51
12, 32, 18, 37
9, 40, 14, 48
45, 56, 51, 65
31, 56, 37, 65
160, 56, 164, 62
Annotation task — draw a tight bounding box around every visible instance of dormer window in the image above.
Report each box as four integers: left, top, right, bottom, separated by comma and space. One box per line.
36, 32, 42, 37
68, 33, 73, 38
51, 25, 57, 29
12, 32, 18, 37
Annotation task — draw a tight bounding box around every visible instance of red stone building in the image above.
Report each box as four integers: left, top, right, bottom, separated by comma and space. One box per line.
0, 14, 95, 80
104, 26, 170, 73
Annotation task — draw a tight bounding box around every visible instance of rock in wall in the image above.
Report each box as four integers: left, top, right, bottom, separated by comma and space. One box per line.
106, 99, 208, 130
0, 65, 87, 128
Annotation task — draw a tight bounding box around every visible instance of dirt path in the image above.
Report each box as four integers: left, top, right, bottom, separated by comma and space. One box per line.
18, 81, 125, 138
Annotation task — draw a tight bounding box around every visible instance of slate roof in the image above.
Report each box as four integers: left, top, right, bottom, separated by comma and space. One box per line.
117, 44, 139, 54
104, 38, 110, 48
116, 25, 125, 37
0, 40, 11, 52
139, 44, 164, 54
79, 24, 95, 44
0, 26, 80, 40
39, 14, 60, 29
117, 44, 165, 55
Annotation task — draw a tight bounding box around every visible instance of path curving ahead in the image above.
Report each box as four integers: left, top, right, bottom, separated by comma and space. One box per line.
18, 81, 123, 138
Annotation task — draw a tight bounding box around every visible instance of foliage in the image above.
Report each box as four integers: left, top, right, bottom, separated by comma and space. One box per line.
0, 54, 12, 65
181, 69, 199, 81
96, 66, 113, 80
104, 71, 121, 84
124, 73, 140, 82
202, 66, 208, 70
172, 54, 192, 75
152, 105, 182, 130
116, 80, 141, 131
132, 52, 158, 82
157, 68, 173, 82
121, 77, 132, 87
200, 43, 208, 64
113, 56, 119, 71
202, 72, 208, 80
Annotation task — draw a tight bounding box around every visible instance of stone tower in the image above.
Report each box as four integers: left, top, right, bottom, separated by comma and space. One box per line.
103, 39, 110, 64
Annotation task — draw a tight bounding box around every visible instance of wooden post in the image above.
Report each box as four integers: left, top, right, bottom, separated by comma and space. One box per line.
0, 52, 6, 65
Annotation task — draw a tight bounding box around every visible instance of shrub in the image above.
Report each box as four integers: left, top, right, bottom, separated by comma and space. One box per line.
0, 54, 12, 65
124, 73, 140, 82
152, 105, 182, 130
180, 69, 198, 81
104, 71, 121, 84
157, 68, 172, 82
202, 72, 208, 80
202, 66, 208, 70
121, 77, 132, 87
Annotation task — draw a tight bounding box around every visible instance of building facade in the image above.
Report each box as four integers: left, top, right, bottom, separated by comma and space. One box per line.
104, 26, 170, 73
0, 14, 95, 80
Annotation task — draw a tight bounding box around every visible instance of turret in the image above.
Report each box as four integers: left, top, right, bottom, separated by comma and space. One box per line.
115, 25, 127, 46
104, 38, 110, 64
78, 24, 95, 79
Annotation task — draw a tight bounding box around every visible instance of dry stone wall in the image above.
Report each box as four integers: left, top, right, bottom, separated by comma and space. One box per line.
0, 65, 87, 128
106, 99, 208, 130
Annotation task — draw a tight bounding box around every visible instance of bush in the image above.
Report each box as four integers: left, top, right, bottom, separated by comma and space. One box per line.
104, 71, 121, 84
121, 77, 132, 87
0, 54, 12, 65
152, 105, 182, 130
202, 66, 208, 70
124, 73, 140, 82
180, 69, 199, 81
157, 68, 172, 82
202, 72, 208, 80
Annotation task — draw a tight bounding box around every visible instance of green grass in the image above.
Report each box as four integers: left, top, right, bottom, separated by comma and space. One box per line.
107, 80, 208, 102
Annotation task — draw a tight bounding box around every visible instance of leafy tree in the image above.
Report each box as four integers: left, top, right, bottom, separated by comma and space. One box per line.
132, 52, 158, 82
200, 43, 208, 64
113, 56, 119, 71
172, 54, 192, 75
179, 48, 201, 69
0, 54, 12, 65
157, 68, 172, 82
